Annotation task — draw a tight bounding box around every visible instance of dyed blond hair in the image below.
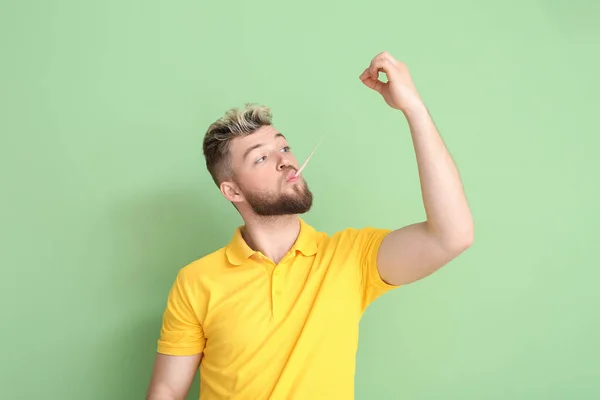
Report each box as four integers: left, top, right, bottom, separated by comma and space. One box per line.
203, 103, 273, 185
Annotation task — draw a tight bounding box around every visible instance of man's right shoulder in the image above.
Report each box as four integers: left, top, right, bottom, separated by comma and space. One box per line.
174, 245, 229, 284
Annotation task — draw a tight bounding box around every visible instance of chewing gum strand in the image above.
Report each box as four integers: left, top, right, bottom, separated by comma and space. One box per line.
295, 135, 326, 177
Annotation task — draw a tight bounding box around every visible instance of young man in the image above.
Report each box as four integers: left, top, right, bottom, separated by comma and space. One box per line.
146, 52, 473, 400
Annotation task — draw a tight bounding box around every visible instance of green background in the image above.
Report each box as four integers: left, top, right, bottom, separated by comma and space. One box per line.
2, 1, 599, 399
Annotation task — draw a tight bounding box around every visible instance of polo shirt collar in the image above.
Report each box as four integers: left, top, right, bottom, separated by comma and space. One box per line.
225, 218, 318, 266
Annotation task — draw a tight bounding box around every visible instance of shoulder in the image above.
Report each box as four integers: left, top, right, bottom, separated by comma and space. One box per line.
328, 225, 392, 249
312, 224, 392, 264
173, 246, 229, 286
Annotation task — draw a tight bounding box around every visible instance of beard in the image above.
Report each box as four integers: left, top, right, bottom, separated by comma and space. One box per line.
238, 178, 314, 216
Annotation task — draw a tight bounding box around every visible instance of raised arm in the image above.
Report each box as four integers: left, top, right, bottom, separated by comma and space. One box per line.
146, 353, 202, 400
359, 52, 474, 286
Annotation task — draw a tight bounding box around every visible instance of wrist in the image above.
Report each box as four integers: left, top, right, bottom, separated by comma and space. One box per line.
400, 99, 427, 119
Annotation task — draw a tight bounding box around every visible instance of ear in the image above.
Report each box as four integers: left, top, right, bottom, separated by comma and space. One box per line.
220, 180, 245, 204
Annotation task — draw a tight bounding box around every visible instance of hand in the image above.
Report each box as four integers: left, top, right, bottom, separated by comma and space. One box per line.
359, 52, 422, 113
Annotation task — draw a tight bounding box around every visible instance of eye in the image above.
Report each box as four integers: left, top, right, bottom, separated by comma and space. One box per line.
281, 146, 291, 152
255, 156, 266, 164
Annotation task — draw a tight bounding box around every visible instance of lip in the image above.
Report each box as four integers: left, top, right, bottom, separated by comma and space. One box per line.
286, 170, 299, 182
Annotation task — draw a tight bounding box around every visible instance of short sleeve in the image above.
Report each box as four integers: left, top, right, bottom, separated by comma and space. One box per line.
351, 227, 401, 310
156, 271, 206, 356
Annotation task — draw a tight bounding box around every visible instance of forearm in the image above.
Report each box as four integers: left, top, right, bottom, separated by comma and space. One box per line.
146, 387, 182, 400
146, 353, 201, 400
403, 102, 473, 249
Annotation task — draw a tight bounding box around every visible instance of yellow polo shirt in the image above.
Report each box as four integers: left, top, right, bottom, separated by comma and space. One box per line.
156, 218, 400, 399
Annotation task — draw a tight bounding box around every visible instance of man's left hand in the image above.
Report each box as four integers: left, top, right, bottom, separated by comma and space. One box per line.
359, 52, 423, 113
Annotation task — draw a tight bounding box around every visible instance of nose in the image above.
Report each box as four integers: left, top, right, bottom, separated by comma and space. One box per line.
276, 152, 293, 171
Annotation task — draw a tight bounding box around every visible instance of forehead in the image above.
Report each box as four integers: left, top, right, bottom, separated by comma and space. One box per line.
229, 125, 286, 159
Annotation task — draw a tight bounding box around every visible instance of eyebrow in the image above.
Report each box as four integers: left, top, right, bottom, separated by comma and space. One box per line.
243, 132, 286, 161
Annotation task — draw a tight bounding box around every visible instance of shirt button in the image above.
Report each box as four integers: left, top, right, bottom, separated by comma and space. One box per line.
275, 289, 282, 296
274, 270, 280, 276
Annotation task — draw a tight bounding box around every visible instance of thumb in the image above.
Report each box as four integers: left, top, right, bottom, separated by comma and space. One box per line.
359, 69, 385, 92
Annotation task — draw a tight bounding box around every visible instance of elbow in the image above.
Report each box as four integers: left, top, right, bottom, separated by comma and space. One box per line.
456, 225, 474, 253
460, 229, 474, 251
441, 223, 474, 256
459, 220, 475, 249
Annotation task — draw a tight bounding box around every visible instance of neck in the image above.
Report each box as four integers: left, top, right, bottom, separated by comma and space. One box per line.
241, 214, 301, 264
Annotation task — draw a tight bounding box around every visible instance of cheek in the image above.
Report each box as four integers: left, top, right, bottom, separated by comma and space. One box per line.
241, 170, 280, 192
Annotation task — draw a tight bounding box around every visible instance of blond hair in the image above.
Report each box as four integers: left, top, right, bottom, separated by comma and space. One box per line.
203, 103, 273, 185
